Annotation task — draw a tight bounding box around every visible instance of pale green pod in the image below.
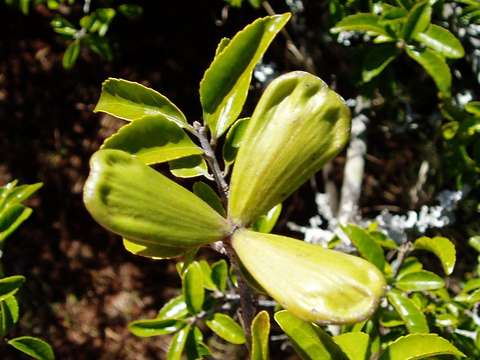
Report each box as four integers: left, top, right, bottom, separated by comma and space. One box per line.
228, 71, 351, 226
83, 149, 231, 248
232, 229, 386, 324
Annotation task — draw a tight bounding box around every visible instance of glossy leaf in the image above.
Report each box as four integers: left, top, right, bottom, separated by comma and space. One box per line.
395, 270, 445, 291
402, 1, 431, 40
0, 275, 25, 301
157, 295, 189, 320
223, 117, 250, 166
342, 225, 385, 271
101, 115, 202, 165
387, 289, 429, 333
83, 150, 230, 248
206, 313, 246, 344
211, 259, 228, 292
1, 182, 42, 208
94, 78, 187, 128
8, 337, 54, 360
0, 296, 19, 337
122, 238, 189, 259
169, 155, 209, 178
251, 311, 270, 360
62, 40, 80, 70
415, 24, 465, 59
465, 101, 480, 116
275, 310, 347, 360
128, 318, 186, 337
251, 203, 282, 233
331, 14, 390, 36
167, 324, 191, 360
362, 43, 398, 82
233, 230, 385, 324
193, 182, 225, 216
185, 326, 210, 359
397, 257, 423, 278
183, 262, 204, 314
333, 332, 370, 360
379, 334, 465, 359
414, 236, 456, 275
0, 204, 33, 243
200, 14, 290, 138
228, 71, 351, 226
405, 46, 451, 96
198, 260, 217, 291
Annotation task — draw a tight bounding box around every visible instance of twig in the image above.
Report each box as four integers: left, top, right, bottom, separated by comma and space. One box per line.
391, 242, 414, 278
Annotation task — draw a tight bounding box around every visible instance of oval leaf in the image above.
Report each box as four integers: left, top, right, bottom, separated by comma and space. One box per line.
379, 333, 465, 359
169, 155, 209, 178
183, 262, 204, 314
331, 14, 390, 36
251, 311, 270, 360
413, 236, 456, 275
0, 296, 19, 337
8, 336, 54, 360
211, 259, 228, 292
94, 78, 187, 128
62, 40, 80, 70
167, 324, 191, 360
387, 289, 429, 334
200, 13, 290, 138
157, 295, 189, 320
228, 71, 351, 226
206, 313, 246, 345
251, 203, 282, 234
342, 224, 386, 271
0, 275, 25, 301
102, 115, 202, 165
395, 270, 445, 291
415, 24, 465, 59
0, 204, 33, 242
233, 230, 385, 324
333, 332, 370, 360
83, 150, 230, 249
128, 318, 186, 337
402, 1, 431, 40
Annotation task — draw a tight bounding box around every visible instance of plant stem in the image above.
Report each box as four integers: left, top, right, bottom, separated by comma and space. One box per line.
193, 122, 229, 206
391, 242, 413, 278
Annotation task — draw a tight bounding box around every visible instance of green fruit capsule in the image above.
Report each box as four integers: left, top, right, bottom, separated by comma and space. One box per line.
228, 71, 351, 226
232, 229, 386, 324
83, 149, 231, 249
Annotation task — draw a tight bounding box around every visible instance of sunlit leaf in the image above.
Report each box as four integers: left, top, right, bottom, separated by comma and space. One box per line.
251, 311, 270, 360
252, 203, 282, 233
183, 262, 204, 314
414, 236, 456, 275
342, 225, 385, 271
387, 289, 429, 333
331, 14, 390, 36
206, 313, 246, 344
415, 24, 465, 59
128, 318, 186, 337
402, 1, 431, 40
333, 332, 370, 360
169, 155, 209, 178
0, 275, 25, 302
167, 324, 190, 360
395, 270, 445, 291
157, 295, 189, 320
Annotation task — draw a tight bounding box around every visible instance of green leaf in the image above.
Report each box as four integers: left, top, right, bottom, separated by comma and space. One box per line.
185, 326, 210, 359
200, 13, 290, 139
413, 236, 456, 275
169, 155, 209, 178
0, 204, 33, 242
465, 101, 480, 116
198, 260, 217, 291
402, 1, 431, 40
118, 4, 143, 18
397, 257, 423, 278
211, 259, 228, 292
122, 238, 189, 259
94, 78, 187, 128
128, 318, 187, 337
183, 262, 204, 314
234, 230, 385, 324
405, 46, 451, 96
193, 182, 225, 216
342, 225, 385, 271
331, 14, 390, 36
167, 324, 191, 360
223, 117, 250, 166
8, 337, 54, 360
362, 43, 398, 82
415, 24, 465, 59
379, 333, 465, 359
62, 40, 80, 70
83, 150, 230, 248
84, 35, 113, 61
251, 311, 270, 360
387, 289, 429, 333
102, 115, 202, 165
214, 37, 231, 58
206, 313, 246, 344
2, 182, 42, 208
0, 275, 25, 301
395, 270, 445, 291
252, 203, 282, 233
228, 71, 351, 227
0, 296, 19, 337
333, 332, 370, 360
157, 295, 189, 320
274, 310, 348, 360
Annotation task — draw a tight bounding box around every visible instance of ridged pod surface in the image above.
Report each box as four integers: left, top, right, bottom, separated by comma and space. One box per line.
232, 229, 386, 324
83, 149, 231, 248
228, 71, 351, 226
